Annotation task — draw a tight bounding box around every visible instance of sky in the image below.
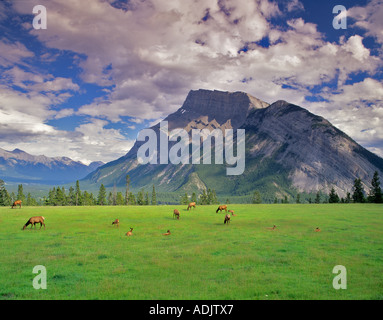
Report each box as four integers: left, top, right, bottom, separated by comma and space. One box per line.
0, 0, 382, 165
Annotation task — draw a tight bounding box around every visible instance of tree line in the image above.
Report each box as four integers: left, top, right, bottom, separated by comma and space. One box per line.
0, 171, 382, 206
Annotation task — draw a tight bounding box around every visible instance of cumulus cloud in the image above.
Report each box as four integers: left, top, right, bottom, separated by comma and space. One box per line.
348, 0, 383, 46
2, 0, 382, 162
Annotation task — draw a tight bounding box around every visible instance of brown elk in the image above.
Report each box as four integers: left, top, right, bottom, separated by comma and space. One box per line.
126, 227, 133, 236
216, 205, 227, 213
267, 225, 277, 230
315, 227, 321, 232
112, 219, 119, 227
12, 200, 22, 209
228, 210, 236, 216
173, 209, 180, 220
187, 202, 196, 211
22, 216, 45, 230
224, 214, 230, 224
163, 230, 171, 236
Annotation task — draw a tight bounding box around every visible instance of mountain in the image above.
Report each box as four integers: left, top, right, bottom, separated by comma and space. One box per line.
0, 148, 104, 184
82, 89, 383, 199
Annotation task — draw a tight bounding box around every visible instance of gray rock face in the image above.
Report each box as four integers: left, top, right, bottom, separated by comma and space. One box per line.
243, 101, 383, 196
165, 89, 269, 131
83, 89, 383, 197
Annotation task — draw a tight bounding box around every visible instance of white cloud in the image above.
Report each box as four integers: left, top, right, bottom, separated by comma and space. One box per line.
0, 40, 34, 67
343, 35, 370, 62
348, 0, 383, 46
304, 78, 383, 157
3, 0, 383, 161
286, 0, 304, 13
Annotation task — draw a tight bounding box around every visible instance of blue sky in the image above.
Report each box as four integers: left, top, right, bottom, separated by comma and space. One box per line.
0, 0, 382, 164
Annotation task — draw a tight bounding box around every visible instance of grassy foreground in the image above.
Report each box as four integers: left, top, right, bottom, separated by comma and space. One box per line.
0, 204, 382, 300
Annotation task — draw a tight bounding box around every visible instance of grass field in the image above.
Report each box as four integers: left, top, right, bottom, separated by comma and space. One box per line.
0, 204, 382, 300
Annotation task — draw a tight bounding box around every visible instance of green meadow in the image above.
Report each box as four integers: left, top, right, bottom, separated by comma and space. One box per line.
0, 204, 382, 300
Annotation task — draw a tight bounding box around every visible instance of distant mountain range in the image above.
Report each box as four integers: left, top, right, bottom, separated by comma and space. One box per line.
0, 148, 104, 185
81, 89, 383, 199
2, 89, 383, 200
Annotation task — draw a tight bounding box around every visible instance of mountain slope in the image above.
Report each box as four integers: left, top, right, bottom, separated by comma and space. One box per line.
0, 148, 104, 184
82, 89, 383, 198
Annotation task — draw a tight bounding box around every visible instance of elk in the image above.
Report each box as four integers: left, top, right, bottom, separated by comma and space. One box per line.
187, 202, 196, 211
216, 205, 227, 213
315, 227, 321, 232
11, 200, 22, 209
228, 209, 236, 216
163, 230, 171, 236
267, 225, 277, 230
224, 214, 230, 224
112, 219, 119, 227
126, 227, 133, 236
173, 209, 180, 220
22, 216, 45, 230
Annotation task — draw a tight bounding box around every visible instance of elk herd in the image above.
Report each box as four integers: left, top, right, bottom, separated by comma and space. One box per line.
11, 200, 322, 235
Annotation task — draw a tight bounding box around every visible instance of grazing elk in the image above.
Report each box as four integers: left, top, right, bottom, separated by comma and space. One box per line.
267, 225, 277, 230
187, 202, 196, 211
228, 210, 235, 216
163, 230, 171, 236
22, 216, 45, 230
173, 209, 180, 220
216, 205, 227, 213
224, 214, 230, 224
112, 219, 120, 227
315, 227, 321, 232
12, 200, 22, 209
126, 227, 133, 236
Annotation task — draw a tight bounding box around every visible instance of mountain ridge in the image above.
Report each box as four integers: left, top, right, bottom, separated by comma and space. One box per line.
82, 89, 383, 198
0, 147, 104, 184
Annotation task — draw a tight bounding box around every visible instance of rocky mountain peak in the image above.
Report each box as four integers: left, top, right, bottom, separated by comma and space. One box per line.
164, 89, 269, 131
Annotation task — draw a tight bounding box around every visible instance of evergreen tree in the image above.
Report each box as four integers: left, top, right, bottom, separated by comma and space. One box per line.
54, 187, 63, 206
75, 180, 82, 206
328, 187, 340, 203
0, 179, 7, 206
145, 192, 149, 205
108, 192, 114, 205
126, 175, 130, 205
128, 192, 136, 205
112, 183, 117, 206
284, 195, 289, 204
315, 191, 321, 204
68, 186, 75, 206
0, 179, 9, 206
352, 178, 365, 203
199, 190, 208, 205
181, 192, 189, 205
137, 189, 144, 205
10, 192, 16, 204
151, 185, 157, 205
17, 184, 25, 203
98, 184, 107, 205
211, 189, 218, 204
191, 192, 197, 204
83, 191, 91, 206
368, 171, 383, 203
274, 197, 278, 204
345, 192, 352, 203
116, 192, 124, 205
48, 187, 56, 206
26, 193, 37, 206
252, 190, 262, 204
296, 193, 301, 204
